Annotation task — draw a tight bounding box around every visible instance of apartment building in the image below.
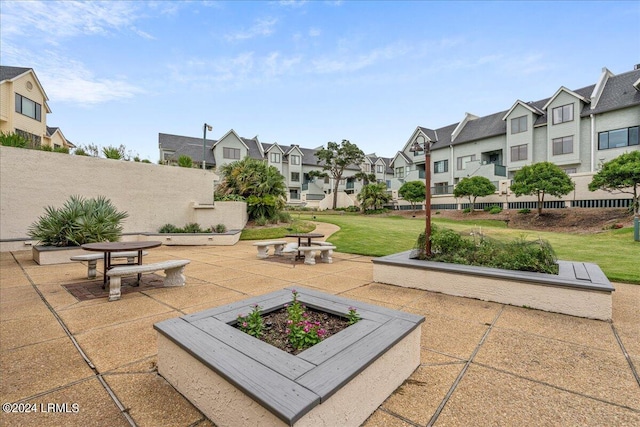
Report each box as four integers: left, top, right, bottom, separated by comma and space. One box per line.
158, 130, 394, 208
0, 66, 74, 150
390, 66, 640, 210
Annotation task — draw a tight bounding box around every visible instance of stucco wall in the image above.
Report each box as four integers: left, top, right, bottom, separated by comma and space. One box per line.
0, 146, 247, 243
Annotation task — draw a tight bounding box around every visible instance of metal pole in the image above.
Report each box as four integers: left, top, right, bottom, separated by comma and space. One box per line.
202, 124, 207, 170
425, 146, 432, 257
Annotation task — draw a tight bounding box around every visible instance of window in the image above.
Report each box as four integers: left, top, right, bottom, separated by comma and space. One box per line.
386, 180, 391, 189
413, 149, 424, 156
456, 155, 476, 170
598, 126, 639, 150
291, 172, 300, 182
552, 104, 574, 124
290, 155, 300, 165
563, 168, 577, 175
289, 189, 300, 200
552, 136, 573, 155
511, 116, 527, 134
395, 167, 404, 178
434, 160, 448, 173
15, 129, 41, 147
362, 164, 370, 172
510, 144, 527, 161
270, 152, 280, 163
223, 147, 240, 159
15, 94, 42, 121
377, 164, 384, 173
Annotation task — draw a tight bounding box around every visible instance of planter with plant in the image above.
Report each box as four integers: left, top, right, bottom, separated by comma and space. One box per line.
373, 225, 614, 320
28, 195, 128, 265
146, 222, 240, 246
155, 287, 423, 427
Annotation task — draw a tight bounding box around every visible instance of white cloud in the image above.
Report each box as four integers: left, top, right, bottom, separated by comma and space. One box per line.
309, 27, 321, 37
224, 17, 278, 42
277, 0, 308, 8
311, 42, 410, 74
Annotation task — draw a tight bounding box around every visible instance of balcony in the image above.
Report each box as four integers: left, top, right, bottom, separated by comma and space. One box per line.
432, 185, 454, 195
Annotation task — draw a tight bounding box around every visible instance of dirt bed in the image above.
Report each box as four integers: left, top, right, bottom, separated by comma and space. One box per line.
394, 208, 634, 234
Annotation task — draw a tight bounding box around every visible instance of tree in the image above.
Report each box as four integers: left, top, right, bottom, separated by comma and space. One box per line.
315, 140, 365, 209
398, 181, 425, 211
453, 176, 496, 211
353, 171, 376, 186
178, 155, 193, 168
216, 157, 287, 219
588, 151, 640, 218
510, 162, 574, 215
357, 183, 392, 212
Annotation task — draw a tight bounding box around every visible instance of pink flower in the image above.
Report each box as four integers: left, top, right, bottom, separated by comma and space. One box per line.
242, 322, 248, 328
286, 320, 293, 325
302, 312, 308, 318
318, 329, 326, 336
285, 329, 290, 335
284, 303, 289, 308
349, 306, 356, 311
304, 326, 310, 333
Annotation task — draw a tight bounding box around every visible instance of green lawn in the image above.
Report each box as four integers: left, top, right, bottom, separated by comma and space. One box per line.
298, 214, 640, 284
240, 220, 315, 240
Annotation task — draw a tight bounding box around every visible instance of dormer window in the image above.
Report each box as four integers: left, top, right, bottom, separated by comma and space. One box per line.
552, 104, 574, 124
290, 155, 300, 165
511, 116, 527, 134
270, 152, 280, 163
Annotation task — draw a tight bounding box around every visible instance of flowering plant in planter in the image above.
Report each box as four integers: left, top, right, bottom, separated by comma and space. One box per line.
236, 289, 359, 353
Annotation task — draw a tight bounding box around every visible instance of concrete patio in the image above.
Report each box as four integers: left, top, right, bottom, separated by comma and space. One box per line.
1, 224, 639, 426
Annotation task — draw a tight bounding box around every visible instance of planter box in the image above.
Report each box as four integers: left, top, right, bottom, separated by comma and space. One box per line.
32, 245, 91, 265
142, 230, 241, 246
154, 287, 424, 427
373, 251, 614, 321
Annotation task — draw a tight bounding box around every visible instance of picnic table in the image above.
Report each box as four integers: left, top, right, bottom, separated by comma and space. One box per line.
285, 233, 325, 260
81, 241, 162, 286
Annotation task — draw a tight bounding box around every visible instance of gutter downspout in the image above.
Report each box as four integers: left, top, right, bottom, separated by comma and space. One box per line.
590, 114, 596, 172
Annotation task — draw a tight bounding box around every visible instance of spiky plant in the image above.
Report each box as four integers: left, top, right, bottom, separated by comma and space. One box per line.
28, 195, 128, 246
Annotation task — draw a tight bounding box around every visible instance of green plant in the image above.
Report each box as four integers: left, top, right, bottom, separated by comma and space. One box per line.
489, 206, 503, 214
254, 216, 268, 226
358, 183, 392, 212
74, 147, 89, 156
518, 208, 531, 214
39, 144, 53, 152
215, 194, 246, 202
463, 207, 472, 213
159, 224, 179, 233
278, 211, 292, 223
453, 176, 496, 210
398, 181, 425, 210
214, 224, 227, 233
53, 146, 69, 154
178, 155, 193, 168
347, 306, 361, 325
102, 145, 124, 159
314, 140, 366, 210
286, 290, 327, 350
181, 222, 203, 233
28, 195, 128, 247
237, 304, 264, 338
0, 131, 29, 148
510, 162, 574, 214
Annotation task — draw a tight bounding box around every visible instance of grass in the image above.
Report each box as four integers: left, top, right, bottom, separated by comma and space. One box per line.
240, 220, 315, 240
298, 214, 640, 284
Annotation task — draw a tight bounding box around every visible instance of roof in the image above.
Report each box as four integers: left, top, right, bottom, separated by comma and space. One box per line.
0, 66, 31, 82
158, 133, 217, 165
423, 67, 640, 149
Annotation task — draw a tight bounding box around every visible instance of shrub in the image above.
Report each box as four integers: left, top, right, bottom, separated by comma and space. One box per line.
0, 131, 29, 148
413, 227, 558, 274
54, 146, 70, 154
181, 222, 203, 233
214, 224, 227, 233
28, 195, 128, 247
159, 224, 179, 233
462, 207, 472, 214
518, 208, 531, 214
74, 147, 89, 156
489, 206, 503, 214
39, 144, 53, 151
178, 155, 193, 168
255, 216, 268, 226
215, 194, 246, 202
278, 211, 292, 223
102, 145, 124, 159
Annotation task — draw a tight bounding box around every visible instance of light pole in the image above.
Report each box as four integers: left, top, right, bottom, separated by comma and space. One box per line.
202, 123, 212, 170
410, 134, 434, 257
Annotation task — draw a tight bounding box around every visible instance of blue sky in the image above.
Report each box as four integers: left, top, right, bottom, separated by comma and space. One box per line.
1, 1, 638, 162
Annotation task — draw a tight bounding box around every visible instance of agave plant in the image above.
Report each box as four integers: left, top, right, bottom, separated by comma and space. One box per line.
28, 195, 128, 247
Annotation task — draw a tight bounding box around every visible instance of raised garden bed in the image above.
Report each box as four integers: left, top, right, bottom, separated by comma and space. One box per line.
154, 287, 424, 426
372, 250, 615, 321
142, 230, 241, 246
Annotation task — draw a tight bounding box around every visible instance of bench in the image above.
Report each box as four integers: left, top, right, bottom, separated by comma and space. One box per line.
297, 245, 336, 265
70, 251, 149, 279
311, 241, 334, 247
106, 259, 190, 302
252, 240, 288, 259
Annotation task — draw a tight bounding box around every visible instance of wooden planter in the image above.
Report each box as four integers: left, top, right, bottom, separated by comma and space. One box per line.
372, 251, 614, 320
154, 287, 424, 426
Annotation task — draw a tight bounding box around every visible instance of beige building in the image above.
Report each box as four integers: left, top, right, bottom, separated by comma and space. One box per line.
0, 66, 74, 149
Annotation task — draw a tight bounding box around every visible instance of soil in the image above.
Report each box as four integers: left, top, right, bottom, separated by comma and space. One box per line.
394, 207, 634, 234
240, 307, 351, 355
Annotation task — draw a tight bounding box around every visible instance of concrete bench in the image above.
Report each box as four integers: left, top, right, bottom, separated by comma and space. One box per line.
106, 259, 190, 302
311, 241, 334, 247
297, 246, 336, 265
252, 240, 288, 259
70, 251, 149, 279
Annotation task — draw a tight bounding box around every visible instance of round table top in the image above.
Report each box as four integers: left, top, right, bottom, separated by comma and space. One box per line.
81, 241, 162, 252
285, 233, 325, 238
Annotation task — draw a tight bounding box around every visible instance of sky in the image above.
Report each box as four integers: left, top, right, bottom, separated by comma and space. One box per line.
1, 0, 639, 162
